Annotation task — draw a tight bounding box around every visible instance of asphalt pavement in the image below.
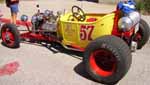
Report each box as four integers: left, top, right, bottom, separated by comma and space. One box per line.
0, 0, 150, 85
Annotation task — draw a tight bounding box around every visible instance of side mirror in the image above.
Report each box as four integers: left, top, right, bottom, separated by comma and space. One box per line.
20, 15, 28, 22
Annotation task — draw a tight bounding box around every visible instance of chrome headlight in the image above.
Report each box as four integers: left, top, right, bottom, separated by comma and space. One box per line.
128, 11, 140, 25
118, 17, 133, 31
20, 15, 28, 21
118, 11, 140, 32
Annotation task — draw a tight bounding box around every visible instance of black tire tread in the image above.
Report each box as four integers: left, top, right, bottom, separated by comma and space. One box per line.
137, 19, 150, 49
84, 35, 132, 84
1, 23, 20, 48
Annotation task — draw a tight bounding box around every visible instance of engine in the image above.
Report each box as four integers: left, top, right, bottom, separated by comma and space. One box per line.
31, 10, 58, 32
118, 11, 140, 32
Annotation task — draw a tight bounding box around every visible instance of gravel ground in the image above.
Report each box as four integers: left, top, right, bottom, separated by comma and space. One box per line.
0, 0, 150, 85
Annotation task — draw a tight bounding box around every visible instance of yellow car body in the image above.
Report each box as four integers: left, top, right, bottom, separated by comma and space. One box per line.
57, 12, 115, 49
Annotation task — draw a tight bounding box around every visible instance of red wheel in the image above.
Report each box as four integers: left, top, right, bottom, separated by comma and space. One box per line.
1, 23, 20, 48
2, 28, 15, 46
84, 35, 132, 84
90, 49, 116, 77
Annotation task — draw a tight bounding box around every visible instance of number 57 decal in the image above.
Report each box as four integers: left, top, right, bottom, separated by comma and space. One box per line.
80, 25, 94, 40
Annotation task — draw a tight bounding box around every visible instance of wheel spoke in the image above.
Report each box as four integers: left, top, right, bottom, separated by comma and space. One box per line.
2, 31, 7, 42
2, 28, 15, 46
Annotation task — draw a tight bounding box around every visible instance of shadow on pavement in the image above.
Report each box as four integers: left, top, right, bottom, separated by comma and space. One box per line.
22, 41, 99, 83
74, 62, 99, 83
44, 42, 84, 58
21, 41, 115, 85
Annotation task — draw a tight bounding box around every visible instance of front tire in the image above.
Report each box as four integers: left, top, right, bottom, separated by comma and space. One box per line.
1, 23, 20, 48
84, 35, 132, 84
136, 19, 150, 49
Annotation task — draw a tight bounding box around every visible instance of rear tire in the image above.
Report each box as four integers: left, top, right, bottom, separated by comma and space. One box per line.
84, 35, 132, 84
1, 23, 20, 48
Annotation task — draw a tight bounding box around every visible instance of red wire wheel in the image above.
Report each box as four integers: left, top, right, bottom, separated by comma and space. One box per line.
89, 49, 116, 77
1, 23, 20, 48
2, 28, 15, 46
84, 35, 132, 84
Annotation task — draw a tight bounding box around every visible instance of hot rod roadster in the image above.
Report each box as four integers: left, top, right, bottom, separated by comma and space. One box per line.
0, 4, 150, 84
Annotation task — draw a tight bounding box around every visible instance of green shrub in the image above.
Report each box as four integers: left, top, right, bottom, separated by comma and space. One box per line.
144, 0, 150, 13
136, 1, 145, 11
135, 0, 150, 14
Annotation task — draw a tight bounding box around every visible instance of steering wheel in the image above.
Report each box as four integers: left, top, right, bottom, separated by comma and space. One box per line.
71, 5, 86, 22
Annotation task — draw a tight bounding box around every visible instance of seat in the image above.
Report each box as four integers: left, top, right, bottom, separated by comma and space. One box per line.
86, 18, 97, 22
